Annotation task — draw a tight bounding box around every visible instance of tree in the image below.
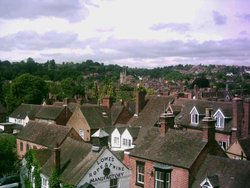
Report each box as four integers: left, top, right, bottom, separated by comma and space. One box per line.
0, 135, 17, 177
49, 168, 60, 188
191, 77, 210, 88
5, 74, 48, 113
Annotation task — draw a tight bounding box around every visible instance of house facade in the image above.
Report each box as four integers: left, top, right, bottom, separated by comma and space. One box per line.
124, 110, 225, 188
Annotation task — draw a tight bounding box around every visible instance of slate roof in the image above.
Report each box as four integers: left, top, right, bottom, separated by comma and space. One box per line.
130, 128, 206, 169
239, 136, 250, 159
192, 155, 250, 188
41, 137, 99, 185
17, 121, 71, 148
174, 98, 233, 133
111, 103, 125, 125
80, 105, 111, 129
9, 104, 42, 119
129, 95, 174, 144
129, 95, 174, 128
35, 105, 65, 120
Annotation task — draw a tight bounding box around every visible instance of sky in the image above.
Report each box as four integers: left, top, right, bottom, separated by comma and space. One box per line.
0, 0, 250, 68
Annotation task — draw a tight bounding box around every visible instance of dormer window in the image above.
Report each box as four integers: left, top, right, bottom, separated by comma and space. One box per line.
190, 106, 199, 125
213, 109, 225, 129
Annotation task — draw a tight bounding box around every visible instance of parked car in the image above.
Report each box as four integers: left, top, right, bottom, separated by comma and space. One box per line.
0, 175, 20, 188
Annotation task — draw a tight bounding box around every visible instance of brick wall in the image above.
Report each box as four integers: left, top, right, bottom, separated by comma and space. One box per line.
124, 155, 189, 188
66, 108, 91, 141
16, 139, 46, 159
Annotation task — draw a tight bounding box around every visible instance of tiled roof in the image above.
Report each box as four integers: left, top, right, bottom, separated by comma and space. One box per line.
129, 95, 174, 128
9, 104, 42, 119
239, 136, 250, 159
111, 104, 124, 125
129, 95, 174, 144
17, 121, 71, 148
80, 105, 111, 129
130, 128, 206, 169
174, 98, 233, 133
41, 137, 98, 185
35, 105, 65, 120
192, 155, 250, 188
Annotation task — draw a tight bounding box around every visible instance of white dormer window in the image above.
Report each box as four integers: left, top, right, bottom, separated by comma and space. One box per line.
190, 106, 199, 125
213, 109, 225, 129
79, 129, 84, 138
200, 178, 213, 188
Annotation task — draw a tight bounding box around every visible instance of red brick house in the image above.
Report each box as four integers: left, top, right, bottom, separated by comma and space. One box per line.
16, 120, 82, 159
124, 109, 225, 188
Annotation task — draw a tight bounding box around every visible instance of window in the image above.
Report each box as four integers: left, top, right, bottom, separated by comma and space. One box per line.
154, 169, 171, 188
79, 129, 84, 138
218, 141, 228, 151
136, 161, 145, 186
42, 177, 48, 188
114, 137, 119, 144
191, 114, 199, 124
190, 106, 199, 125
110, 178, 118, 188
123, 138, 131, 147
26, 143, 30, 151
215, 116, 224, 128
20, 142, 23, 151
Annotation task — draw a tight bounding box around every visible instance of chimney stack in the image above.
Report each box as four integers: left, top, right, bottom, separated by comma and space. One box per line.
102, 96, 112, 109
160, 112, 175, 136
54, 144, 60, 173
232, 95, 243, 143
243, 98, 250, 138
135, 89, 146, 116
91, 129, 109, 152
202, 108, 216, 154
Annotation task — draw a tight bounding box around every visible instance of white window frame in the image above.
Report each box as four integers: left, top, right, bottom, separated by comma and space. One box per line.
114, 137, 119, 144
218, 140, 228, 151
200, 178, 213, 188
79, 129, 84, 138
110, 178, 118, 188
190, 106, 199, 125
154, 169, 171, 188
123, 138, 131, 147
213, 109, 225, 129
136, 162, 145, 185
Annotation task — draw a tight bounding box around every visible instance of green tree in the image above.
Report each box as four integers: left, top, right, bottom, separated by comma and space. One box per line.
0, 135, 17, 177
49, 168, 60, 188
5, 74, 48, 113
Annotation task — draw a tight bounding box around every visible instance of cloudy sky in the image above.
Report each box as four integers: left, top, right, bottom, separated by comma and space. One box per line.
0, 0, 250, 68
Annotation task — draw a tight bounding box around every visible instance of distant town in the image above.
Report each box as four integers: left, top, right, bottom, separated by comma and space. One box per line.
1, 59, 250, 188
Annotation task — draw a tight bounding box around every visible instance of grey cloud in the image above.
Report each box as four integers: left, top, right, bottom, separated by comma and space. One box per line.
0, 0, 91, 22
0, 31, 82, 50
238, 13, 250, 22
150, 23, 190, 32
212, 11, 227, 25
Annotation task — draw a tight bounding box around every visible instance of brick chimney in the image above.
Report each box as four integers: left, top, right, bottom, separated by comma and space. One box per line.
54, 144, 60, 173
160, 112, 175, 136
135, 89, 146, 116
102, 96, 112, 109
232, 95, 243, 143
243, 98, 250, 138
91, 129, 109, 152
202, 108, 216, 154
